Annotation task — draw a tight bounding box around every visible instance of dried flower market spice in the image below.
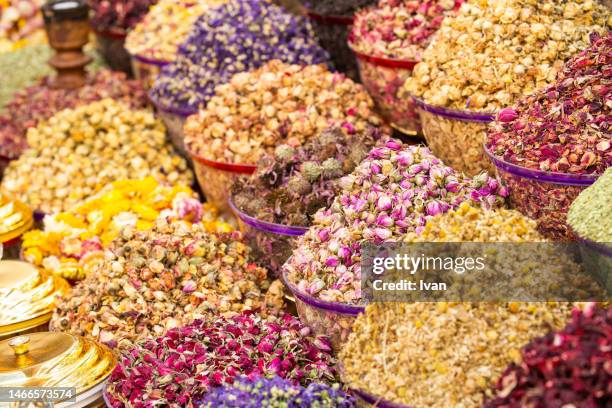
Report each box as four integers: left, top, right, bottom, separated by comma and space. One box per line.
105, 312, 337, 407
486, 32, 611, 175
0, 99, 192, 213
484, 304, 611, 408
184, 61, 382, 165
150, 0, 329, 111
284, 141, 507, 305
51, 218, 285, 349
232, 126, 387, 227
350, 0, 463, 60
403, 1, 611, 111
125, 0, 224, 62
21, 177, 231, 281
88, 0, 157, 34
568, 168, 612, 243
340, 302, 575, 407
0, 70, 148, 160
199, 376, 354, 408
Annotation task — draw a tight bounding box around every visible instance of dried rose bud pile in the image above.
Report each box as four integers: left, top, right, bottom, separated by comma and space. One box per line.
184, 61, 382, 165
484, 304, 611, 408
125, 0, 225, 62
350, 0, 464, 60
105, 313, 337, 407
199, 376, 354, 408
51, 218, 285, 349
88, 0, 157, 34
340, 302, 575, 408
232, 126, 387, 227
150, 0, 329, 112
568, 168, 612, 242
0, 70, 148, 160
22, 177, 231, 281
487, 32, 611, 175
1, 99, 192, 214
284, 141, 507, 305
403, 1, 610, 111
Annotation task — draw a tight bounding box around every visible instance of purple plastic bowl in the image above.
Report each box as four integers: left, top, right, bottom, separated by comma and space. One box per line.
228, 198, 308, 237
131, 53, 171, 67
484, 145, 598, 186
280, 269, 364, 315
578, 236, 612, 258
148, 91, 197, 118
352, 388, 412, 408
413, 97, 495, 122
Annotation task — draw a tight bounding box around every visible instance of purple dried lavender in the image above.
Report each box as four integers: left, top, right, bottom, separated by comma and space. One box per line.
198, 376, 354, 407
150, 0, 330, 111
231, 126, 387, 227
484, 304, 611, 408
487, 32, 611, 175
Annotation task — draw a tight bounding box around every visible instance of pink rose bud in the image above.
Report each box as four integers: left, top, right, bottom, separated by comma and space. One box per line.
376, 215, 394, 227
377, 195, 392, 211
397, 151, 414, 167
498, 108, 518, 122
317, 228, 330, 242
426, 201, 443, 216
325, 257, 339, 267
386, 139, 402, 151
374, 227, 392, 241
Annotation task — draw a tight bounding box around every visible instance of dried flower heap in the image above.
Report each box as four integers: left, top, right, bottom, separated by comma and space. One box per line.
150, 0, 329, 111
50, 218, 284, 348
403, 0, 610, 111
105, 313, 337, 407
184, 60, 382, 165
22, 177, 231, 281
88, 0, 156, 34
284, 141, 507, 305
568, 168, 612, 242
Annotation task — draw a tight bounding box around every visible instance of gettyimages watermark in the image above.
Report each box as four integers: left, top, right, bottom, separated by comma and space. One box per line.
361, 242, 611, 302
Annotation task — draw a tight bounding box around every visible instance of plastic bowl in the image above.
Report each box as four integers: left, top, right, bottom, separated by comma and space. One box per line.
415, 98, 495, 176
149, 93, 196, 157
576, 236, 611, 293
485, 146, 597, 240
229, 198, 307, 277
188, 151, 256, 215
352, 388, 412, 408
94, 30, 132, 75
305, 8, 358, 81
350, 46, 419, 136
281, 270, 364, 351
130, 54, 170, 90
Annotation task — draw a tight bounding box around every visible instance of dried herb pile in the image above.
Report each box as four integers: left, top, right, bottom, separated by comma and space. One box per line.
150, 0, 329, 111
0, 99, 192, 214
105, 313, 337, 407
284, 142, 507, 305
51, 218, 285, 349
184, 61, 381, 165
232, 126, 387, 227
0, 70, 148, 160
484, 304, 611, 408
199, 376, 354, 408
403, 0, 610, 110
567, 168, 612, 242
340, 302, 575, 407
487, 32, 611, 175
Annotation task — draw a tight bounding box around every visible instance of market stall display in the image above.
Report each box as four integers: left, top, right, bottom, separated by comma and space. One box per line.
0, 195, 32, 259
21, 177, 230, 281
50, 217, 285, 349
484, 304, 610, 408
231, 125, 387, 274
0, 0, 45, 53
184, 60, 381, 213
283, 141, 507, 347
0, 99, 192, 214
104, 312, 337, 407
486, 32, 610, 239
403, 0, 610, 175
89, 0, 157, 73
349, 0, 464, 135
151, 0, 329, 156
0, 260, 69, 340
340, 302, 576, 408
0, 69, 148, 162
126, 0, 227, 89
0, 331, 116, 406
